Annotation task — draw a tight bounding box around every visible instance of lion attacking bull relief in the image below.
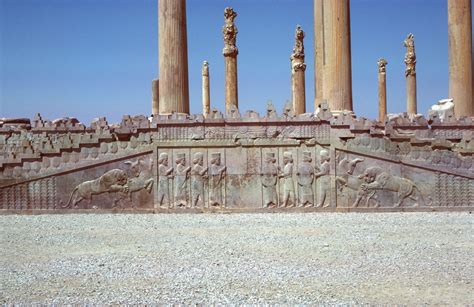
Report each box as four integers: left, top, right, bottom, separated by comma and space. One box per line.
354, 167, 425, 207
61, 169, 129, 209
60, 158, 155, 209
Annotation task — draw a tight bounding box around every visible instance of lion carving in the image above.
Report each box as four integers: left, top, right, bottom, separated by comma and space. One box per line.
62, 169, 129, 208
354, 167, 424, 207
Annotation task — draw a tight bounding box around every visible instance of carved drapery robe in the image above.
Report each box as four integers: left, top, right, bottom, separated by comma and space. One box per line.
261, 163, 278, 207
158, 164, 172, 207
210, 164, 225, 206
174, 164, 190, 205
297, 162, 314, 206
191, 164, 207, 207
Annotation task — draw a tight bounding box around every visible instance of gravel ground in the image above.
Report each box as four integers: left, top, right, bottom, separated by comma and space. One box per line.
0, 213, 473, 305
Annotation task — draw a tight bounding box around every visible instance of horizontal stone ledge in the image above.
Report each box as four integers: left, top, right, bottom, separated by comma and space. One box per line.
1, 206, 472, 215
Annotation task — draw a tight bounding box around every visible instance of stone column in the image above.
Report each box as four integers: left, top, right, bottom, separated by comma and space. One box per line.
377, 59, 388, 122
315, 0, 353, 112
223, 7, 239, 113
404, 33, 417, 114
291, 25, 307, 115
314, 0, 324, 109
202, 61, 210, 117
152, 79, 159, 116
158, 0, 189, 114
448, 0, 473, 117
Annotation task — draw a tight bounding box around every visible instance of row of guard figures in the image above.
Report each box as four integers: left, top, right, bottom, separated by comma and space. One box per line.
156, 150, 332, 209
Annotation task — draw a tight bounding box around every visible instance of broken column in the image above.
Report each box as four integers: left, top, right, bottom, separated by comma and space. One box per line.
448, 0, 473, 117
202, 61, 210, 117
158, 0, 189, 114
377, 59, 388, 122
152, 79, 159, 116
404, 33, 417, 114
223, 7, 239, 113
314, 0, 353, 112
291, 25, 307, 115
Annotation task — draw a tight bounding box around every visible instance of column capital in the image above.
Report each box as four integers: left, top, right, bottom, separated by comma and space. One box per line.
223, 7, 238, 57
377, 58, 388, 74
404, 33, 416, 77
202, 61, 209, 76
291, 25, 305, 61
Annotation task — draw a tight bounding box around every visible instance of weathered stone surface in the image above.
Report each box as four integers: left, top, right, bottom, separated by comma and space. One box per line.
223, 7, 239, 113
404, 33, 417, 114
291, 25, 306, 115
314, 0, 353, 112
0, 109, 473, 212
448, 0, 473, 117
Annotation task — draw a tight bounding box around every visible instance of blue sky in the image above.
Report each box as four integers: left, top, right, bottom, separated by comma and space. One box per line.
0, 0, 453, 124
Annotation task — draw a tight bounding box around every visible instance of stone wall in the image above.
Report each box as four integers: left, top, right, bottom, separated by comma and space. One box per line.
1, 106, 473, 213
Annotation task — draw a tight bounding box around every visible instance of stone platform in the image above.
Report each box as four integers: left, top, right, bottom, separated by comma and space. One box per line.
1, 106, 473, 212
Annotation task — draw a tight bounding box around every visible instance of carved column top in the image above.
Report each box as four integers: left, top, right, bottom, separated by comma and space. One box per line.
377, 58, 388, 73
291, 25, 305, 60
202, 61, 209, 76
223, 7, 238, 57
404, 33, 416, 76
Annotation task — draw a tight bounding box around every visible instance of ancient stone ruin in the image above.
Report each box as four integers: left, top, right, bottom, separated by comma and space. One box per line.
1, 0, 473, 213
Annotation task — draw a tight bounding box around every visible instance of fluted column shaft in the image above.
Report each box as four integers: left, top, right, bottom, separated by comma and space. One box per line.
404, 34, 417, 114
202, 61, 210, 117
448, 0, 473, 117
152, 79, 159, 115
158, 0, 189, 114
315, 0, 353, 112
223, 7, 239, 113
291, 25, 307, 115
314, 0, 324, 109
377, 59, 387, 122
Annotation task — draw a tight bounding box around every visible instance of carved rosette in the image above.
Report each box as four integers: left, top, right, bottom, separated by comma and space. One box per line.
377, 58, 388, 74
404, 33, 416, 76
291, 25, 306, 72
222, 7, 238, 57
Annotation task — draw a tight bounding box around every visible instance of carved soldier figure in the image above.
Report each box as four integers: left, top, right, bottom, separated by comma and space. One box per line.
191, 152, 208, 208
261, 152, 278, 208
279, 151, 296, 207
157, 152, 174, 209
297, 151, 315, 207
209, 152, 226, 207
174, 153, 191, 208
314, 149, 331, 208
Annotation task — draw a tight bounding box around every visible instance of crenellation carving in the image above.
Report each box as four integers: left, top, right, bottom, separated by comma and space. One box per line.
266, 101, 278, 119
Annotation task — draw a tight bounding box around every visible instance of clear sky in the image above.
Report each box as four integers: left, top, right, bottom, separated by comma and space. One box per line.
0, 0, 454, 124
